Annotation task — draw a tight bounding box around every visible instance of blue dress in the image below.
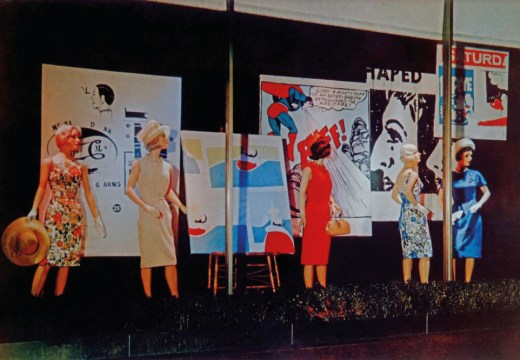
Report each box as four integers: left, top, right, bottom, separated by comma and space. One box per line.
398, 175, 433, 259
452, 169, 487, 258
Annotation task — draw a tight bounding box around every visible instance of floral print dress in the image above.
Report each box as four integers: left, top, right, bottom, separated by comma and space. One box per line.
43, 159, 85, 267
398, 175, 433, 259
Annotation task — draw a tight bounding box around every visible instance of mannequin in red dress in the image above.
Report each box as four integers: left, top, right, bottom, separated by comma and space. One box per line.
299, 136, 340, 288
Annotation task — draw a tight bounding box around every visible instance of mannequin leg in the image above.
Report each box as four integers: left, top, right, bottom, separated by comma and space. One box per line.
165, 265, 179, 298
316, 265, 327, 288
418, 257, 430, 284
31, 265, 50, 297
465, 258, 475, 283
303, 265, 314, 288
452, 258, 457, 281
54, 267, 69, 296
141, 268, 152, 298
402, 258, 413, 283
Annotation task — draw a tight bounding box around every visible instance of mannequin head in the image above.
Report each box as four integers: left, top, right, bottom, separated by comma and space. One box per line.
309, 136, 331, 160
400, 143, 420, 164
55, 125, 82, 151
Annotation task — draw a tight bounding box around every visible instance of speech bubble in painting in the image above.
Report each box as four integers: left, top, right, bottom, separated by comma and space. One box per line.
310, 87, 367, 111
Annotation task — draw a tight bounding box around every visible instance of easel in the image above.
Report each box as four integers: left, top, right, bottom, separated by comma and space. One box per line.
207, 252, 237, 296
208, 252, 280, 296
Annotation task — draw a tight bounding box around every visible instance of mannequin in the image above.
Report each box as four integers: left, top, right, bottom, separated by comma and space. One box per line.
29, 125, 106, 297
299, 136, 340, 288
126, 120, 187, 298
451, 138, 490, 282
391, 143, 432, 284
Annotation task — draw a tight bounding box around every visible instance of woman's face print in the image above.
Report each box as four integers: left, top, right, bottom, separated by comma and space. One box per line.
370, 94, 417, 191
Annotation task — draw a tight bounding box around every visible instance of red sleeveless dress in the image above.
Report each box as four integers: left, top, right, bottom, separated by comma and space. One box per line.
301, 161, 333, 265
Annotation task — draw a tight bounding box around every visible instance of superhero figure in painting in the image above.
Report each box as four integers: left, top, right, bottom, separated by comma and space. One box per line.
262, 82, 313, 161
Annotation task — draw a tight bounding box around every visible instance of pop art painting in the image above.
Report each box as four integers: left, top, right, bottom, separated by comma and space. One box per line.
259, 75, 371, 236
181, 131, 294, 254
367, 68, 442, 221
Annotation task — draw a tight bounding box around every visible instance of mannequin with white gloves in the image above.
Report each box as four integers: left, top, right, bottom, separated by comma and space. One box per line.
439, 138, 491, 282
29, 125, 106, 297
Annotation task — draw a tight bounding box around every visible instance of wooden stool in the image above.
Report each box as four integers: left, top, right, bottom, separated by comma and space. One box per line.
208, 252, 237, 296
243, 253, 280, 293
208, 252, 281, 295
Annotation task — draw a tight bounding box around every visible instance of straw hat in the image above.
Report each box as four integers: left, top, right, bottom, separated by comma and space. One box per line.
1, 217, 50, 266
136, 119, 170, 146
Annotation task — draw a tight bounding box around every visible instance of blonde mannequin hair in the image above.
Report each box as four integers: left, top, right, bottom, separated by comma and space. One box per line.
55, 125, 82, 150
400, 143, 418, 163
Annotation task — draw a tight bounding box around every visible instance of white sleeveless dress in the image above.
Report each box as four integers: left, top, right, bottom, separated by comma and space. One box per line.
136, 154, 176, 268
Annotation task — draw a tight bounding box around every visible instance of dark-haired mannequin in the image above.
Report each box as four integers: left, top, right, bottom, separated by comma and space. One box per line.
451, 139, 490, 282
299, 137, 340, 288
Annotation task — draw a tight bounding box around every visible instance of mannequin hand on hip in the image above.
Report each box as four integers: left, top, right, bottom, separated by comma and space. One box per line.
144, 204, 161, 219
469, 204, 481, 214
416, 204, 430, 216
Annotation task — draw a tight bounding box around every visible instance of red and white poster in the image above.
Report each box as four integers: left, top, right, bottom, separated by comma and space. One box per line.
435, 45, 509, 140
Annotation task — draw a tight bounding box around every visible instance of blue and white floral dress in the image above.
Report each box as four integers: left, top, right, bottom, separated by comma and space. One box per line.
398, 175, 433, 259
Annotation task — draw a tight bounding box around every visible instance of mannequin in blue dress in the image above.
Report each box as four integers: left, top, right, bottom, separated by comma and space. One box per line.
451, 138, 491, 282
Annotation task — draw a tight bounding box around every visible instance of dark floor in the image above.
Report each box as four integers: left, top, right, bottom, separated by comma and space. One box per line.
161, 328, 520, 359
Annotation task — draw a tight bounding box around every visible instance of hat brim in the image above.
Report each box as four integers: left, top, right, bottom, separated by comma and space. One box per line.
1, 217, 50, 266
136, 122, 171, 145
456, 138, 475, 151
161, 125, 171, 138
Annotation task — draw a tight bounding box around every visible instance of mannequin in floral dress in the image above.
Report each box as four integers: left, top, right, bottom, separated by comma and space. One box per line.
28, 125, 106, 297
391, 143, 432, 284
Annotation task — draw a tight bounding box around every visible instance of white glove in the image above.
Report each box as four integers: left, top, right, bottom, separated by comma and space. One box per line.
452, 210, 463, 225
469, 204, 481, 214
416, 204, 430, 216
27, 209, 38, 221
144, 205, 161, 219
94, 216, 107, 238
